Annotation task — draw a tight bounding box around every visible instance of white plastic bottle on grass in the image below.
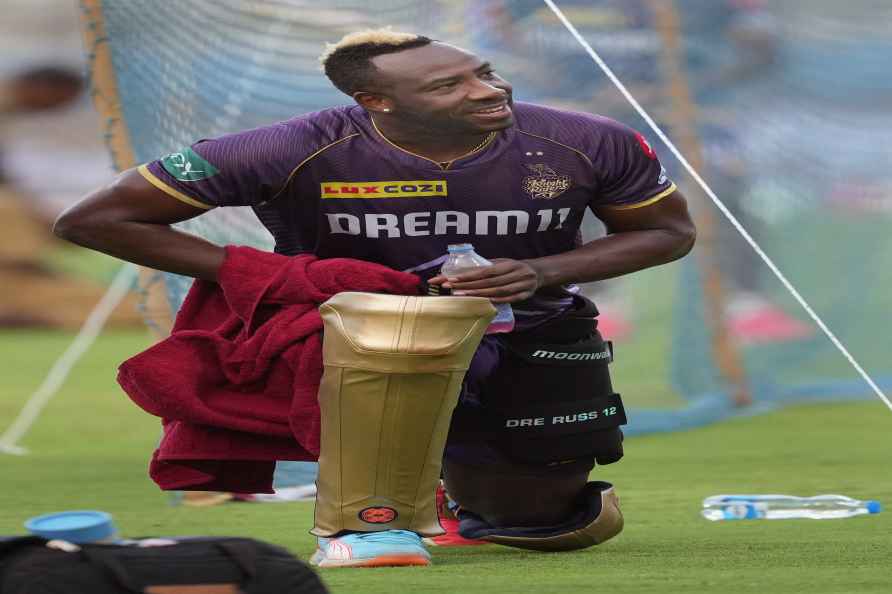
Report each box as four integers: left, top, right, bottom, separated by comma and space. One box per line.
701, 494, 881, 521
440, 243, 515, 334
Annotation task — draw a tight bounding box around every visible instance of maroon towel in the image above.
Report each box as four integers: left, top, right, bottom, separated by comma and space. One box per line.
117, 246, 421, 493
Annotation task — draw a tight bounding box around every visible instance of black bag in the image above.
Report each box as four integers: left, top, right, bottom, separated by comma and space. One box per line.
0, 536, 328, 594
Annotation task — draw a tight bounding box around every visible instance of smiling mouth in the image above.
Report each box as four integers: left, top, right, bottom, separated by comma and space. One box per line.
469, 102, 512, 118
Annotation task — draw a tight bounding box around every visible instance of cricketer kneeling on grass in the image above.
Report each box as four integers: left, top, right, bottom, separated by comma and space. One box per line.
54, 29, 696, 567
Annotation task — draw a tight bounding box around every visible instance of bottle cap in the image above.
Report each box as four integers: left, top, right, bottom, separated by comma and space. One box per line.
866, 501, 881, 514
447, 243, 473, 253
25, 510, 117, 543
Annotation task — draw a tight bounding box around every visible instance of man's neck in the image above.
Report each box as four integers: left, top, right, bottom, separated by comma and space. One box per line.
371, 115, 492, 164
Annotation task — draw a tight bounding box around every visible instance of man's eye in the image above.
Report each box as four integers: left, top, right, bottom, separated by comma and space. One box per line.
480, 70, 497, 79
433, 81, 458, 91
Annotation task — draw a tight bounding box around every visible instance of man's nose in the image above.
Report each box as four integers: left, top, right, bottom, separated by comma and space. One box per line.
467, 79, 508, 101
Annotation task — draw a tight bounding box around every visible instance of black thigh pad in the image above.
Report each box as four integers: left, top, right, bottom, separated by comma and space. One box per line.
477, 308, 627, 466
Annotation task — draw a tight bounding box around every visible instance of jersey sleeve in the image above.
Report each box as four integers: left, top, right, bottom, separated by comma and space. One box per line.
590, 119, 676, 210
137, 122, 299, 209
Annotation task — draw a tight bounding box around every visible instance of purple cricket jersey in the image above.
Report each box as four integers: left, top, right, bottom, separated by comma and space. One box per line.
139, 102, 675, 326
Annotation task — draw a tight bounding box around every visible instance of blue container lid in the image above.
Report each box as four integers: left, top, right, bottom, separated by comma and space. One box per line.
24, 511, 116, 543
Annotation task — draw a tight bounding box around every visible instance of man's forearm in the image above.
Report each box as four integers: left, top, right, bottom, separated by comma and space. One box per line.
54, 220, 225, 282
527, 228, 695, 288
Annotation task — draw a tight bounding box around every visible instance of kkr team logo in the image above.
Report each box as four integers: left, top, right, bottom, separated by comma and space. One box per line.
522, 164, 571, 200
321, 180, 447, 199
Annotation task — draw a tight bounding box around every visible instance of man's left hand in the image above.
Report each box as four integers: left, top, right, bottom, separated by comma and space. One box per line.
428, 259, 542, 303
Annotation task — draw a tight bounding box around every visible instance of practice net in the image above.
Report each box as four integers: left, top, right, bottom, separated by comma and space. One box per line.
82, 0, 892, 435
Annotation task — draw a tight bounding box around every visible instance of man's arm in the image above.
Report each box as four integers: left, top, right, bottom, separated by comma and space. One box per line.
429, 191, 696, 303
53, 167, 225, 281
532, 190, 696, 286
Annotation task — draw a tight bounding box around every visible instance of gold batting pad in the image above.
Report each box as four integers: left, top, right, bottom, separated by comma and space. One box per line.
481, 486, 624, 551
312, 292, 496, 537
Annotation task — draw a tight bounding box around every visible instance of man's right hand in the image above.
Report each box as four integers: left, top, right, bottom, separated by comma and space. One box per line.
53, 167, 225, 281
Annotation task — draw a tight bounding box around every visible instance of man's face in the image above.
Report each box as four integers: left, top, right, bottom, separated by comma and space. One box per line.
368, 42, 514, 134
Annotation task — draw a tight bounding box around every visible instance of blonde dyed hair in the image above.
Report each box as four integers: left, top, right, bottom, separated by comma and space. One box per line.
319, 28, 433, 96
319, 28, 421, 65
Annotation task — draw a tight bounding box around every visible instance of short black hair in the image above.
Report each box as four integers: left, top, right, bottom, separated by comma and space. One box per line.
321, 31, 433, 96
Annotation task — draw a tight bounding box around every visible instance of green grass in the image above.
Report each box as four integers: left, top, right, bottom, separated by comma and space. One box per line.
2, 329, 891, 593
41, 243, 128, 286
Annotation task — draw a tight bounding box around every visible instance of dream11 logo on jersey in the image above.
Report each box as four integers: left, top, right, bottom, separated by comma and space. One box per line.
323, 208, 574, 238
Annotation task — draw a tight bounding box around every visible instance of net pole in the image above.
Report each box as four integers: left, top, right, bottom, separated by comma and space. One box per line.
80, 0, 136, 172
646, 0, 751, 406
80, 0, 175, 338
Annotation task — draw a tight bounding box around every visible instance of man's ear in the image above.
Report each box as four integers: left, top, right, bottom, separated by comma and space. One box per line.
354, 91, 393, 114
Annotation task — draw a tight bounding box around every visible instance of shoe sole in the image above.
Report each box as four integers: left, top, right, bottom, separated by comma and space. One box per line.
316, 554, 431, 568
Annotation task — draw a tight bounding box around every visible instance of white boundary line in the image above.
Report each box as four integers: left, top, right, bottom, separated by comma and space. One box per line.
542, 0, 891, 411
0, 264, 139, 455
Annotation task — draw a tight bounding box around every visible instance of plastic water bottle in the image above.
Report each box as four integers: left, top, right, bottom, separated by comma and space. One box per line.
440, 243, 515, 334
701, 494, 882, 521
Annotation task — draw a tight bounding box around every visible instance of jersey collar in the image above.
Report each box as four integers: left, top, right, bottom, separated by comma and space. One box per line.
353, 106, 513, 171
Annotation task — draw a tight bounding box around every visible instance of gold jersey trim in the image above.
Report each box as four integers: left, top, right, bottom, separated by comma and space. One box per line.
269, 133, 361, 203
602, 183, 677, 211
137, 164, 214, 210
370, 116, 496, 171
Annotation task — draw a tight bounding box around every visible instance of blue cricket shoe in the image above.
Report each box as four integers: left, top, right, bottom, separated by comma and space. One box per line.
310, 529, 431, 568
